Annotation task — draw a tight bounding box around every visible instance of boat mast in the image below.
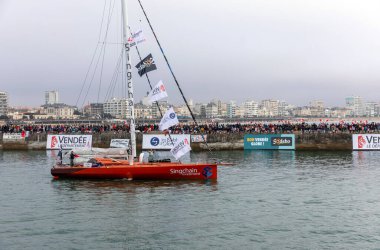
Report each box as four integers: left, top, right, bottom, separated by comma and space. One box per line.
121, 0, 137, 158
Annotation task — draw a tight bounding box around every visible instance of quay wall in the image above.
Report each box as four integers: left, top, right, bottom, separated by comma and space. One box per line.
0, 132, 354, 151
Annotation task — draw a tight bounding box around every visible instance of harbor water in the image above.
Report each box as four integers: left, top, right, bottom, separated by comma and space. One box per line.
1, 150, 380, 249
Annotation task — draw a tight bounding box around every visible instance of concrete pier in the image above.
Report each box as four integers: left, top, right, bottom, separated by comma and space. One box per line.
0, 132, 356, 151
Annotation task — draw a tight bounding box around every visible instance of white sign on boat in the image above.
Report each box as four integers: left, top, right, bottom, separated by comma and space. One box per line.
110, 139, 130, 148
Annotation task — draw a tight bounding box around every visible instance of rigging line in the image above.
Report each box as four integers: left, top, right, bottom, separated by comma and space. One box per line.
129, 26, 179, 161
108, 51, 124, 101
97, 0, 116, 103
75, 0, 107, 107
81, 33, 109, 107
137, 0, 214, 156
104, 49, 123, 102
97, 42, 123, 45
107, 52, 123, 101
81, 1, 113, 108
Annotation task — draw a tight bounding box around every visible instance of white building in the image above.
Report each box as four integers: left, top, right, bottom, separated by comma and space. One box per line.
227, 101, 237, 118
134, 103, 153, 119
45, 90, 59, 105
175, 105, 191, 118
205, 103, 218, 118
0, 91, 8, 116
151, 101, 168, 118
364, 101, 379, 117
261, 99, 279, 117
345, 96, 365, 117
41, 103, 76, 119
309, 100, 325, 117
243, 100, 258, 118
103, 98, 132, 119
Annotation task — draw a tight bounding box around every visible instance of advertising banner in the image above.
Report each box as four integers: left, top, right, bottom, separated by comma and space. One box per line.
244, 134, 295, 150
142, 134, 191, 150
110, 139, 130, 148
46, 135, 92, 150
191, 134, 207, 143
3, 133, 25, 140
353, 134, 380, 150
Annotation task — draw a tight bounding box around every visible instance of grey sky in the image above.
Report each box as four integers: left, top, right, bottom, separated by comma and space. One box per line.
1, 0, 380, 107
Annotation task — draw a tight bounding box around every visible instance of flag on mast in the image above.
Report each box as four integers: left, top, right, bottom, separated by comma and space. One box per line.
128, 30, 146, 47
148, 80, 168, 104
159, 107, 179, 131
170, 137, 191, 160
135, 53, 157, 76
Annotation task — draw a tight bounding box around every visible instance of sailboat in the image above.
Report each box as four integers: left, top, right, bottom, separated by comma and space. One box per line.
51, 0, 217, 180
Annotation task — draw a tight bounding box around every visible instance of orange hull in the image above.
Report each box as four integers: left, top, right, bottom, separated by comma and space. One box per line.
51, 161, 217, 180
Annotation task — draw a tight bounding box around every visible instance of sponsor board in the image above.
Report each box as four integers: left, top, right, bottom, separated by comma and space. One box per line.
110, 139, 130, 148
142, 134, 191, 149
46, 135, 92, 150
3, 133, 25, 140
191, 134, 207, 143
244, 134, 295, 150
353, 134, 380, 150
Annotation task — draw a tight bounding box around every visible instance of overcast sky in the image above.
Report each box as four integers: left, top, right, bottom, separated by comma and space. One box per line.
1, 0, 380, 107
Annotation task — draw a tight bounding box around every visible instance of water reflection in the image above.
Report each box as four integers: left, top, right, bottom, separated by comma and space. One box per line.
51, 178, 218, 195
3, 150, 380, 249
352, 151, 380, 168
243, 150, 296, 168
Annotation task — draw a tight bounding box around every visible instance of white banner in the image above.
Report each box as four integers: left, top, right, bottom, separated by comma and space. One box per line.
191, 134, 207, 142
148, 80, 168, 104
110, 139, 130, 148
353, 134, 380, 150
3, 133, 24, 140
46, 135, 92, 150
171, 137, 192, 160
142, 134, 191, 150
128, 30, 146, 47
159, 107, 179, 131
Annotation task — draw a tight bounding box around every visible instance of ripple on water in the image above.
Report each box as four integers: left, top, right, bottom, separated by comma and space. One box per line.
1, 151, 380, 249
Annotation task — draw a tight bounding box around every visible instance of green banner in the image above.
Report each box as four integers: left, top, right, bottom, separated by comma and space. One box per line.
244, 134, 295, 150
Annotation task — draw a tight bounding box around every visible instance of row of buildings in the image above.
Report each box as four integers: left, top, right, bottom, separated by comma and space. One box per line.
0, 90, 379, 120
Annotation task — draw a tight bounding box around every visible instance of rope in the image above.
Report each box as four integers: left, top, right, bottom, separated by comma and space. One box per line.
75, 0, 107, 108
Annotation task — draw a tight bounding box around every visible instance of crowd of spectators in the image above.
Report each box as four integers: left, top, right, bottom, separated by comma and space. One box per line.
1, 121, 380, 135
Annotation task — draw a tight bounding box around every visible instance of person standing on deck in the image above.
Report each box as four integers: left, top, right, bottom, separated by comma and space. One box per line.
70, 151, 75, 167
57, 147, 63, 165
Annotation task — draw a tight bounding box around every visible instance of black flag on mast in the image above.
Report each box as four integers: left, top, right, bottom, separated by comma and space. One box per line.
135, 53, 157, 76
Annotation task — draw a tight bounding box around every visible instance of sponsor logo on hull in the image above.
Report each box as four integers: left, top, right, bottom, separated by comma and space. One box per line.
169, 166, 214, 179
170, 168, 200, 176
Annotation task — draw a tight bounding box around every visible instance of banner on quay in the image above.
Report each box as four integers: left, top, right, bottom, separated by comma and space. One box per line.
244, 134, 295, 150
191, 134, 207, 143
110, 139, 130, 148
142, 134, 191, 150
46, 135, 92, 150
353, 134, 380, 150
3, 133, 25, 141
